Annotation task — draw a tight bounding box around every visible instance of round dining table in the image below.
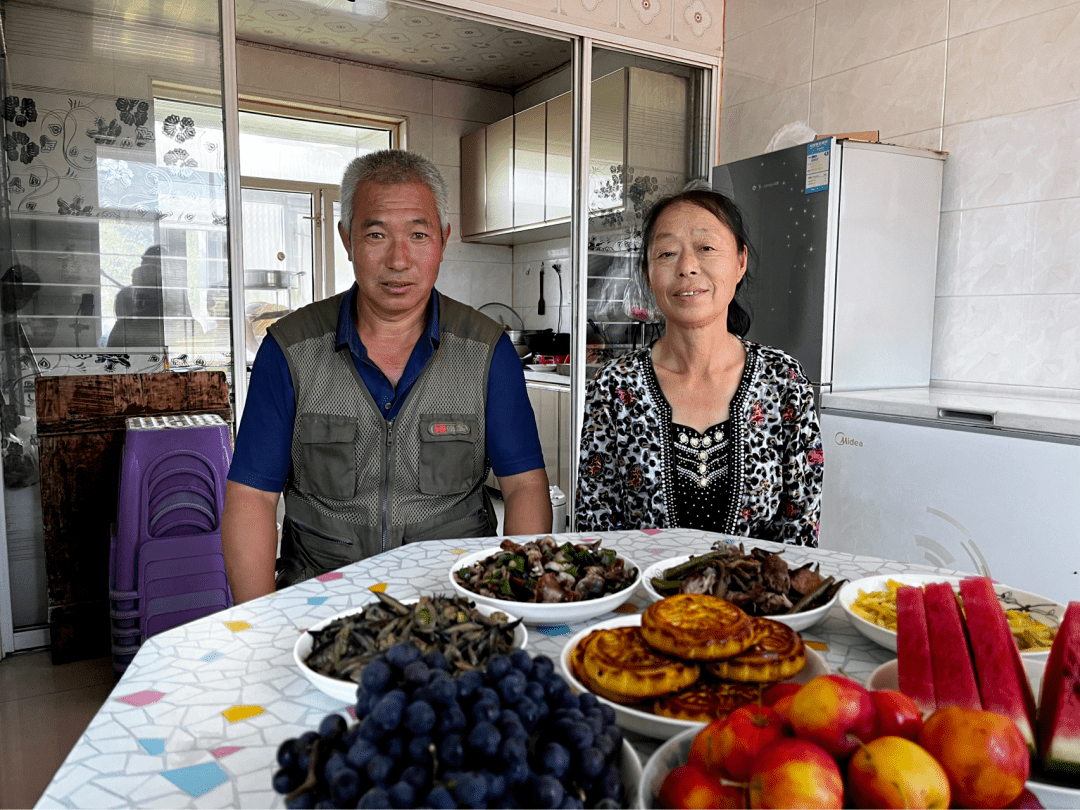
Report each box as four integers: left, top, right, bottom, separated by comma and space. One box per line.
35, 528, 974, 809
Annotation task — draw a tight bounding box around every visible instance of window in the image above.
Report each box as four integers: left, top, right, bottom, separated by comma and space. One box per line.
237, 109, 395, 358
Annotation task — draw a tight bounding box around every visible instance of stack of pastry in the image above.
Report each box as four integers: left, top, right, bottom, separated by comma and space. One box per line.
569, 593, 806, 722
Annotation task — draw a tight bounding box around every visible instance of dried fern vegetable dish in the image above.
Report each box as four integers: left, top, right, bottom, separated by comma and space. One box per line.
453, 535, 637, 603
303, 592, 520, 681
650, 542, 846, 615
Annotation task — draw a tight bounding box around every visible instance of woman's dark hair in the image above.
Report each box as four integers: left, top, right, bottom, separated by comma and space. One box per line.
640, 188, 755, 336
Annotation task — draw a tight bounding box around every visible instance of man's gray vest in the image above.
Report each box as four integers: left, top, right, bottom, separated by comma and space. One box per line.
268, 291, 504, 585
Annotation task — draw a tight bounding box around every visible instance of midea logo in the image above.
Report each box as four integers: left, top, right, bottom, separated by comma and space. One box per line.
834, 432, 863, 447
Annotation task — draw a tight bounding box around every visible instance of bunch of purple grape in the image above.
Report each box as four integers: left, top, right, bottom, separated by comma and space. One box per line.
272, 643, 627, 809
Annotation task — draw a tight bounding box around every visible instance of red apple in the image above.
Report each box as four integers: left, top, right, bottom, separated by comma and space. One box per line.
871, 689, 924, 741
846, 735, 950, 809
1006, 788, 1045, 808
658, 764, 745, 809
788, 674, 878, 758
918, 706, 1030, 809
708, 704, 790, 781
748, 738, 844, 809
761, 682, 802, 706
771, 694, 797, 725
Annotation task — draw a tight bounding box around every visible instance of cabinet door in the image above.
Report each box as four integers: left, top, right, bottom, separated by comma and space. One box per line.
460, 127, 486, 237
514, 104, 546, 229
527, 384, 560, 494
545, 92, 572, 223
557, 387, 571, 497
627, 67, 687, 180
485, 116, 514, 232
589, 69, 626, 214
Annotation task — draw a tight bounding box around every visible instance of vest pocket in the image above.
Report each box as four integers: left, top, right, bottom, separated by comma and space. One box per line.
417, 414, 479, 495
298, 414, 357, 499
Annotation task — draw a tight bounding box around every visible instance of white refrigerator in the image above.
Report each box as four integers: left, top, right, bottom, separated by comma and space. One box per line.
819, 399, 1080, 606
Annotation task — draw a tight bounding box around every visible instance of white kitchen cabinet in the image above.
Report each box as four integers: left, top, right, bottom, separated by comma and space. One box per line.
589, 69, 626, 214
460, 127, 486, 237
514, 103, 546, 229
485, 116, 514, 233
526, 381, 571, 498
545, 92, 572, 223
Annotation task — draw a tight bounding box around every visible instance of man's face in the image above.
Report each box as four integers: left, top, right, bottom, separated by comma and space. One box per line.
338, 180, 450, 321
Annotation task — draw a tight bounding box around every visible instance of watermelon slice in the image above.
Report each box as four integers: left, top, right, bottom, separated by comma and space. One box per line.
960, 576, 1038, 754
924, 581, 982, 710
896, 584, 936, 713
1037, 601, 1080, 773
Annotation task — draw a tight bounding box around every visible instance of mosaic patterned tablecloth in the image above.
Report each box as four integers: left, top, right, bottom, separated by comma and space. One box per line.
35, 529, 970, 809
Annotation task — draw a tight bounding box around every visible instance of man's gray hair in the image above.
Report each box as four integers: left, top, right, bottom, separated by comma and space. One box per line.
339, 149, 449, 240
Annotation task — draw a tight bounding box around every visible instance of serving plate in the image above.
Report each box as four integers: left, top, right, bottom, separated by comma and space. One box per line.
867, 657, 1080, 808
294, 600, 527, 704
838, 573, 1061, 661
559, 614, 830, 740
641, 553, 840, 633
448, 545, 640, 625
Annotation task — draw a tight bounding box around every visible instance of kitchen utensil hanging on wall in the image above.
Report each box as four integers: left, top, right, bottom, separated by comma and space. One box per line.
537, 262, 546, 315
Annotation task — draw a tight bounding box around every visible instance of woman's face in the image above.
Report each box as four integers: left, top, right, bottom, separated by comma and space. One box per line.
646, 201, 747, 331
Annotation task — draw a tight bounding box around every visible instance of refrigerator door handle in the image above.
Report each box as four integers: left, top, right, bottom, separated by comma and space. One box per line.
937, 408, 995, 425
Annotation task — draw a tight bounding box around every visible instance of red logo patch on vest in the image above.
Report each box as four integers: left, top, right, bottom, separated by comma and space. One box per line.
428, 422, 471, 436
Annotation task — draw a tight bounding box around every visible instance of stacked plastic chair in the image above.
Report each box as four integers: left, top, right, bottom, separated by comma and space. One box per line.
109, 414, 234, 674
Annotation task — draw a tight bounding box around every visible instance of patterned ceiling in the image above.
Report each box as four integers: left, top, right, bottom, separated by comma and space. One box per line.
237, 0, 573, 90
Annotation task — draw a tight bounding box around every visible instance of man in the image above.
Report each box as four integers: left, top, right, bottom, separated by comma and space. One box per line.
222, 150, 551, 603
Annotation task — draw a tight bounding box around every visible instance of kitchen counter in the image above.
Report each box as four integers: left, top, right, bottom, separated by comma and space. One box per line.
523, 368, 570, 385
34, 529, 980, 809
821, 386, 1080, 438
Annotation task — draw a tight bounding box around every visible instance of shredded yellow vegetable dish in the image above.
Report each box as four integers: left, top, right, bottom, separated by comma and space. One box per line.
850, 579, 1057, 651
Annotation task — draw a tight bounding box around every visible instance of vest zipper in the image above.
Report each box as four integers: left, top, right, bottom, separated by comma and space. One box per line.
382, 417, 393, 553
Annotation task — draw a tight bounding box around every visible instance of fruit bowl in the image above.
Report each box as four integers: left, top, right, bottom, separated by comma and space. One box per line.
641, 553, 840, 632
559, 614, 830, 739
839, 573, 1061, 660
867, 657, 1080, 808
636, 726, 697, 809
448, 545, 641, 625
294, 600, 527, 704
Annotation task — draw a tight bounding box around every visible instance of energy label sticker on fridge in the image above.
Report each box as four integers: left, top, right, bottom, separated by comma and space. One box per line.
805, 139, 830, 193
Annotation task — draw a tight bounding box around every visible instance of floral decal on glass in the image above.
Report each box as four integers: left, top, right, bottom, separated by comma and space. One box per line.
628, 0, 661, 25
684, 0, 713, 37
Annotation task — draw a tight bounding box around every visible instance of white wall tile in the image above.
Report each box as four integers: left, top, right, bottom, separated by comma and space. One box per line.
934, 204, 1036, 297
338, 61, 432, 115
404, 113, 434, 161
812, 0, 946, 79
441, 164, 461, 217
237, 44, 340, 104
721, 8, 815, 107
940, 100, 1080, 212
1031, 197, 1080, 295
884, 129, 943, 151
945, 5, 1080, 125
432, 116, 475, 166
724, 0, 815, 41
809, 43, 946, 141
718, 84, 812, 164
949, 0, 1079, 38
432, 83, 512, 123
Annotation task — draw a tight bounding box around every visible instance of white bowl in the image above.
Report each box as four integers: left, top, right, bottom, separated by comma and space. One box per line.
838, 573, 1061, 661
526, 363, 558, 372
620, 740, 643, 809
294, 600, 527, 704
637, 726, 698, 810
559, 614, 830, 740
641, 553, 841, 633
448, 545, 641, 625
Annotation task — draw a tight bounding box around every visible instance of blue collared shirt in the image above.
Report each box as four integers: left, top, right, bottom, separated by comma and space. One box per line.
229, 285, 544, 494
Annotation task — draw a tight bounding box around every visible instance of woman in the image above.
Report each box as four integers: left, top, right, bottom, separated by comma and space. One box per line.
577, 188, 823, 545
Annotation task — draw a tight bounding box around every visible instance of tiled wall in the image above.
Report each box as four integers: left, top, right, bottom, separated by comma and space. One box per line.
237, 43, 517, 314
720, 0, 1080, 397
